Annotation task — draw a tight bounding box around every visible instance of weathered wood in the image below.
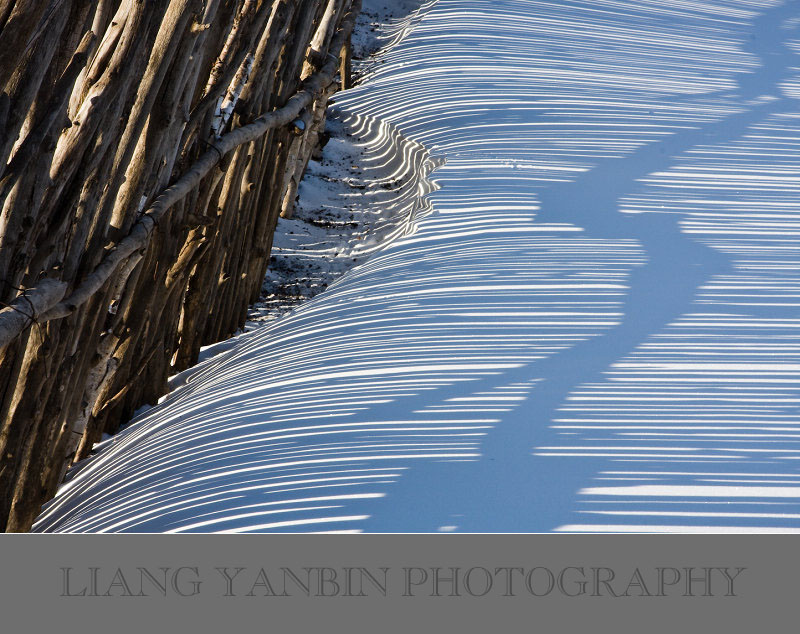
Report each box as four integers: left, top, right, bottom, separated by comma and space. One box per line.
0, 0, 362, 532
341, 40, 352, 89
0, 0, 360, 347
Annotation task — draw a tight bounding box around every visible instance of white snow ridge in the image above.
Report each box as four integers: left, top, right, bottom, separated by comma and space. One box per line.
34, 0, 800, 533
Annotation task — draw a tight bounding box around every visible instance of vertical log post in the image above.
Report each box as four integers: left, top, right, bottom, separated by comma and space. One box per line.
0, 0, 362, 532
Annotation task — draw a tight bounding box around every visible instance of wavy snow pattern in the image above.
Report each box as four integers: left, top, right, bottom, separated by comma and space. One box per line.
34, 0, 800, 533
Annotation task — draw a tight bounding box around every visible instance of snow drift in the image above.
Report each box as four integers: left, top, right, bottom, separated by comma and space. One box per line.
35, 0, 800, 533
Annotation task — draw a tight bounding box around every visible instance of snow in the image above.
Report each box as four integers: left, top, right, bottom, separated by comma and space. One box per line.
246, 116, 435, 324
34, 0, 800, 533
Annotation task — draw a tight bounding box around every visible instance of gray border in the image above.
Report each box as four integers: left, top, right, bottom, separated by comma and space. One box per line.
0, 535, 792, 632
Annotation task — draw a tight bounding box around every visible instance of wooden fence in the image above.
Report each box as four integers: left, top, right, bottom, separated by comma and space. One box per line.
0, 0, 361, 531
